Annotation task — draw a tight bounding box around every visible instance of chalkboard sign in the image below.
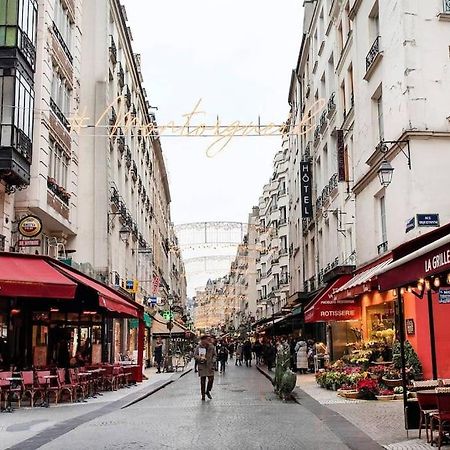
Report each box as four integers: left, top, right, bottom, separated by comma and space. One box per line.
406, 319, 415, 336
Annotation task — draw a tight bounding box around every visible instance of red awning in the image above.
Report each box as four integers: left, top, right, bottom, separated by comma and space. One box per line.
52, 264, 139, 318
333, 258, 392, 301
0, 254, 77, 299
304, 275, 361, 323
378, 235, 450, 291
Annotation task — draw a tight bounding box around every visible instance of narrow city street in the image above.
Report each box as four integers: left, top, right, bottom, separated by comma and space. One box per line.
11, 365, 380, 450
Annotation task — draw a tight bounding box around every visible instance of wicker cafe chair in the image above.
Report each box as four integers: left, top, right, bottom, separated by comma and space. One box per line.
416, 390, 438, 443
0, 372, 11, 409
68, 368, 87, 402
412, 380, 439, 391
36, 370, 60, 405
431, 388, 450, 450
57, 368, 74, 403
21, 371, 43, 407
0, 371, 22, 409
102, 365, 117, 391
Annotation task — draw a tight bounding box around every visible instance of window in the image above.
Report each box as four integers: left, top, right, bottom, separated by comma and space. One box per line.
51, 71, 70, 116
280, 235, 287, 252
380, 195, 387, 244
54, 0, 72, 50
48, 139, 70, 188
376, 94, 384, 141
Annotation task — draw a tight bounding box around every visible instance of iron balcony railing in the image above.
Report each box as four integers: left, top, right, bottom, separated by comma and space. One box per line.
109, 35, 117, 64
52, 22, 73, 64
50, 98, 71, 131
366, 36, 381, 71
378, 241, 388, 255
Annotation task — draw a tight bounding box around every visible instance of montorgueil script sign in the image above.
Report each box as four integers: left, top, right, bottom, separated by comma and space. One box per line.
69, 98, 326, 158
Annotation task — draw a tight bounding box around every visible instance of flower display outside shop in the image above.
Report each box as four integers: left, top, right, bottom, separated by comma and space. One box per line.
315, 340, 424, 401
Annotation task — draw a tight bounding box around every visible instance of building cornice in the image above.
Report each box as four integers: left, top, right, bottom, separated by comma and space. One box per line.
353, 130, 450, 195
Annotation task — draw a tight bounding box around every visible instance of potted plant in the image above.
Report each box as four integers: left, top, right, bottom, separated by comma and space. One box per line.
357, 378, 378, 400
369, 365, 386, 380
392, 340, 423, 381
382, 368, 403, 387
337, 384, 359, 399
376, 388, 395, 401
393, 386, 404, 400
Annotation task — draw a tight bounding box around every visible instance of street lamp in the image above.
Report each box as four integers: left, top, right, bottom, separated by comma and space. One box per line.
377, 160, 395, 187
119, 226, 131, 242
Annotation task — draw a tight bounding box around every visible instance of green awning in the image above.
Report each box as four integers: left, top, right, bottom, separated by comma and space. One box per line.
129, 313, 152, 329
292, 306, 303, 316
144, 312, 152, 328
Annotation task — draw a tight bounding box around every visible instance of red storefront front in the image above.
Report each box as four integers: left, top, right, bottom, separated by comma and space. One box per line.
0, 253, 144, 381
378, 233, 450, 380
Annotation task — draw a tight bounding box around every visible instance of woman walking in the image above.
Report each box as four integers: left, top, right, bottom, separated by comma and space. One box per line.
235, 342, 243, 366
295, 340, 308, 374
194, 335, 217, 401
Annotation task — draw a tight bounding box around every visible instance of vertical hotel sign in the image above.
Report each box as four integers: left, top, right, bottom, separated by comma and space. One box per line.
337, 130, 346, 182
300, 161, 313, 218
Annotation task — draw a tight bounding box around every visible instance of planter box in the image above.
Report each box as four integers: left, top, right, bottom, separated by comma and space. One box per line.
337, 389, 359, 399
376, 394, 395, 401
382, 377, 403, 388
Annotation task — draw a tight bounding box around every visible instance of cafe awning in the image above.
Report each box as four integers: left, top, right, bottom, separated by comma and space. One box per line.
378, 234, 450, 291
333, 258, 392, 301
52, 263, 139, 318
0, 253, 77, 299
304, 275, 361, 323
151, 313, 188, 336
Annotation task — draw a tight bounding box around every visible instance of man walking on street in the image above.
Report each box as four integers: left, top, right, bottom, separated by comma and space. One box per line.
194, 335, 217, 401
154, 337, 163, 373
243, 339, 253, 367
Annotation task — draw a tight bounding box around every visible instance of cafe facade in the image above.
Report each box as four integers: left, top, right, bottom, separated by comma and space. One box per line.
0, 253, 145, 379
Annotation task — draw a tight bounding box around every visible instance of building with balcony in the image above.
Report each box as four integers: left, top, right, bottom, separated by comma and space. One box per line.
287, 0, 450, 358
0, 0, 38, 249
255, 146, 290, 322
10, 0, 81, 258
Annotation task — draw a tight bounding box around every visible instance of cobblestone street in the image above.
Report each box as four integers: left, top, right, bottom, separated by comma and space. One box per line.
8, 364, 383, 450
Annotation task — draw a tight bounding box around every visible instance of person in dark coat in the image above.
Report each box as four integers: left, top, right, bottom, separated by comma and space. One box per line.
194, 335, 217, 401
217, 343, 229, 373
243, 340, 253, 367
266, 341, 277, 371
154, 337, 163, 373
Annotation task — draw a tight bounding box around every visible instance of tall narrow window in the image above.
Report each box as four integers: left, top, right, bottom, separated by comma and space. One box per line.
380, 195, 387, 244
377, 94, 384, 141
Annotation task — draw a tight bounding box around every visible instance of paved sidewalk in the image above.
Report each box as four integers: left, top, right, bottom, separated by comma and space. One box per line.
257, 366, 433, 450
0, 366, 189, 450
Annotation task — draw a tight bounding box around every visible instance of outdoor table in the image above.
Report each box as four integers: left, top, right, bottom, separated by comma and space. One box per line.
42, 375, 58, 408
4, 377, 22, 413
120, 365, 139, 384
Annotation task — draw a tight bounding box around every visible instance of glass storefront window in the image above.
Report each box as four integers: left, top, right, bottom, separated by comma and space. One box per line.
367, 303, 395, 344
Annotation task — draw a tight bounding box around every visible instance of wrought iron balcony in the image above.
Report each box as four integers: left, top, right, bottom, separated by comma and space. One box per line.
50, 98, 71, 131
52, 22, 73, 64
319, 110, 328, 133
378, 241, 388, 255
109, 35, 117, 65
125, 148, 132, 168
117, 62, 125, 88
366, 36, 381, 71
327, 93, 336, 118
124, 85, 131, 108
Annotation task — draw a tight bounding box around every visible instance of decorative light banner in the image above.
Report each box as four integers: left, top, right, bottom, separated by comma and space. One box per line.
300, 161, 313, 218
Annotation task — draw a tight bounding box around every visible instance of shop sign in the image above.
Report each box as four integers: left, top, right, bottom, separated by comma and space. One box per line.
438, 288, 450, 304
405, 319, 415, 336
18, 239, 41, 247
417, 214, 440, 228
300, 161, 313, 218
18, 215, 42, 238
336, 130, 346, 182
125, 279, 138, 294
162, 310, 174, 321
424, 248, 450, 274
405, 217, 415, 234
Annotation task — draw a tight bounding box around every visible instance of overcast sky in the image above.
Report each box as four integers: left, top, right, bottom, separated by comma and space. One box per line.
123, 0, 303, 225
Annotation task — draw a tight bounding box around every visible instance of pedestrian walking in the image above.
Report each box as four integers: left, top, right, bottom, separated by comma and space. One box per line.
253, 340, 262, 365
265, 341, 277, 371
295, 340, 308, 374
154, 337, 164, 373
228, 342, 235, 359
217, 343, 229, 373
235, 342, 243, 366
243, 339, 252, 367
194, 335, 217, 401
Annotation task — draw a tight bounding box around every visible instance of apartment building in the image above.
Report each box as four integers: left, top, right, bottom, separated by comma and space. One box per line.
226, 207, 259, 333
287, 0, 450, 355
168, 222, 187, 311
255, 147, 290, 322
